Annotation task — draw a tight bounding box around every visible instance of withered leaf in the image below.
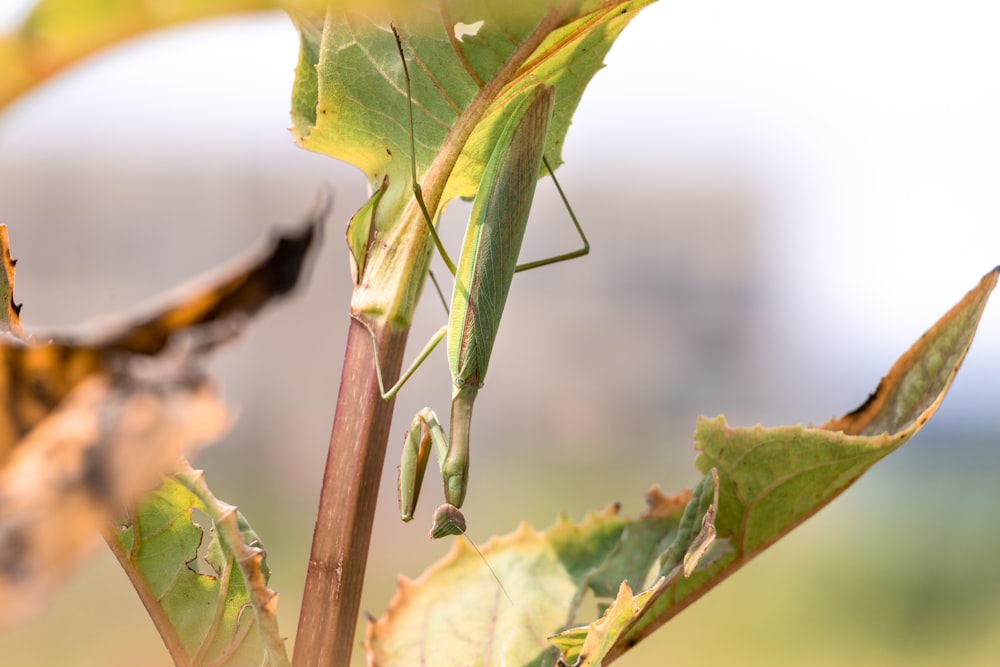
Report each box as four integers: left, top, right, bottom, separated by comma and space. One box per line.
0, 191, 327, 626
0, 191, 328, 464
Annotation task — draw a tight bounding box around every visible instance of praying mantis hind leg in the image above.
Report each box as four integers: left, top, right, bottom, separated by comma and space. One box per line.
393, 24, 588, 277
400, 22, 591, 278
392, 25, 456, 276
394, 26, 588, 277
512, 156, 590, 274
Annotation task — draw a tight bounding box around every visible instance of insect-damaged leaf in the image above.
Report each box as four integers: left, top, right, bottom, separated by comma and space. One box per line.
108, 468, 288, 667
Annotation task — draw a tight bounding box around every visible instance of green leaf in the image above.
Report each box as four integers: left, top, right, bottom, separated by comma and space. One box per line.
585, 488, 694, 603
346, 175, 389, 285
658, 468, 723, 580
291, 1, 655, 235
610, 266, 1000, 660
109, 468, 288, 667
368, 267, 998, 666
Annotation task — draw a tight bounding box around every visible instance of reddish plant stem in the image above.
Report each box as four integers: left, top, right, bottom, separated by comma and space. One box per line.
293, 317, 408, 667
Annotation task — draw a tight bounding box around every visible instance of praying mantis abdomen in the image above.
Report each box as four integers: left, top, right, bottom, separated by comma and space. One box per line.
447, 85, 555, 391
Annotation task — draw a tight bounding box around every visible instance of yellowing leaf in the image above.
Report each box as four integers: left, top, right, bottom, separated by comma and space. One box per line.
550, 580, 661, 667
366, 493, 692, 667
295, 2, 655, 194
292, 2, 655, 300
367, 508, 630, 666
823, 266, 999, 436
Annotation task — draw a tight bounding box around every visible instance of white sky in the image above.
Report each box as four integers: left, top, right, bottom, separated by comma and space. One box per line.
1, 1, 998, 414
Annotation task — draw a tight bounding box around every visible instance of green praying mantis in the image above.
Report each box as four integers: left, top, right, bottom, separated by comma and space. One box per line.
373, 27, 589, 537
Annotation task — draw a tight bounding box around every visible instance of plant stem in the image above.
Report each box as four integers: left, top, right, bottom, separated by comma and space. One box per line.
293, 317, 408, 667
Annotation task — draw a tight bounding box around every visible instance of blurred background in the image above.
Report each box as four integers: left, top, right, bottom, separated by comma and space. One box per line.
1, 1, 998, 665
